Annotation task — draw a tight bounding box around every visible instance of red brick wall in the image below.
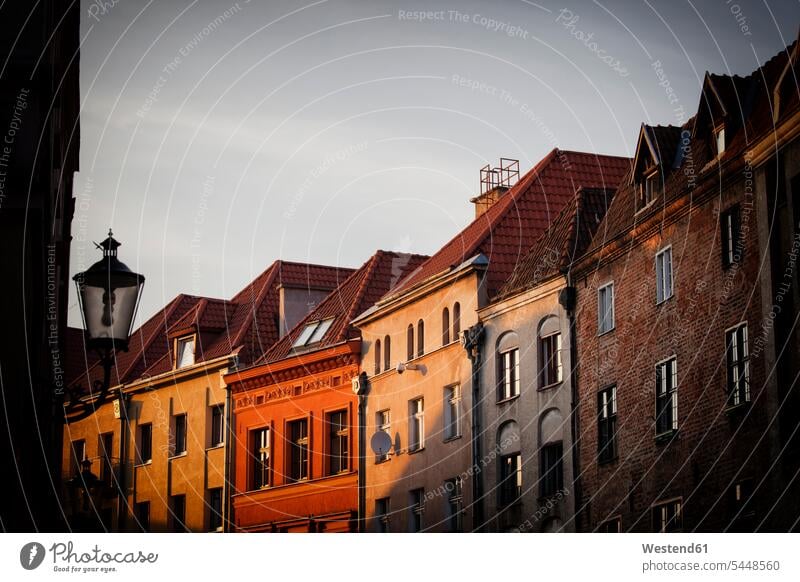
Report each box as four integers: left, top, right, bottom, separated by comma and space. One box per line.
574, 174, 773, 532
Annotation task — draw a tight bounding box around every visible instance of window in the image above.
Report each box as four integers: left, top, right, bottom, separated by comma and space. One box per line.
443, 385, 460, 440
442, 308, 450, 345
376, 410, 391, 462
499, 452, 522, 505
71, 439, 86, 476
292, 318, 335, 348
288, 419, 309, 481
726, 323, 750, 407
598, 283, 615, 334
406, 324, 414, 360
715, 125, 726, 156
172, 413, 187, 456
499, 347, 520, 400
452, 302, 461, 340
176, 336, 195, 368
598, 386, 617, 464
539, 332, 563, 387
655, 358, 678, 436
445, 477, 463, 532
375, 497, 390, 532
416, 319, 425, 357
652, 499, 682, 532
721, 204, 742, 267
655, 246, 673, 304
408, 398, 424, 452
99, 433, 113, 486
208, 488, 223, 531
170, 495, 186, 532
251, 427, 271, 489
639, 170, 659, 208
599, 517, 621, 532
210, 405, 224, 447
327, 410, 349, 475
137, 423, 152, 464
383, 335, 391, 370
374, 339, 381, 375
135, 501, 150, 532
540, 442, 564, 497
409, 488, 424, 532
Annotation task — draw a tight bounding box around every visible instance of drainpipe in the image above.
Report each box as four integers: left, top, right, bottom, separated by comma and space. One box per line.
559, 280, 581, 531
462, 322, 485, 532
117, 390, 130, 532
223, 356, 238, 533
354, 372, 368, 532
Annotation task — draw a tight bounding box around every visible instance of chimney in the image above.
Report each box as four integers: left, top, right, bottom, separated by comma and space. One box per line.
471, 158, 519, 218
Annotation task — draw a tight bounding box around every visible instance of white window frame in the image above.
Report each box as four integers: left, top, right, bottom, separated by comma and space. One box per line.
655, 245, 674, 304
499, 347, 520, 400
725, 323, 750, 406
539, 331, 563, 387
655, 356, 678, 436
443, 385, 461, 441
176, 335, 195, 368
715, 125, 726, 157
597, 282, 615, 335
408, 398, 424, 452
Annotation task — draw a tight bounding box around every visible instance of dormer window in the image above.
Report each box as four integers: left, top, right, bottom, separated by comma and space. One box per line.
292, 317, 335, 348
638, 169, 659, 210
176, 336, 195, 368
715, 125, 726, 157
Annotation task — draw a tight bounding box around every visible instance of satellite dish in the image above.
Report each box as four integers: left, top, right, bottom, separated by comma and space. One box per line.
370, 431, 392, 456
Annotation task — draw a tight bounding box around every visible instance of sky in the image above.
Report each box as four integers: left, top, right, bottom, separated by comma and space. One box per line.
70, 0, 799, 326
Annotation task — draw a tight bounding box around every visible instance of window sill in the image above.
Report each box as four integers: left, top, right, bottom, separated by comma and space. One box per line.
725, 401, 751, 416
634, 198, 658, 216
538, 381, 563, 392
656, 294, 675, 306
654, 429, 678, 445
206, 443, 225, 452
407, 446, 425, 455
374, 456, 391, 465
135, 460, 152, 468
443, 434, 462, 443
169, 452, 188, 460
496, 395, 521, 405
597, 327, 615, 338
598, 455, 618, 467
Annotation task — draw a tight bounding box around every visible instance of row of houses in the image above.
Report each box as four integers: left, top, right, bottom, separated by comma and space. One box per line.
63, 36, 800, 533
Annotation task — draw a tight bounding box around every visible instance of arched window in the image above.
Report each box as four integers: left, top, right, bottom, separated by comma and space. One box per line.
452, 302, 461, 340
496, 331, 520, 401
384, 335, 391, 370
374, 339, 381, 375
538, 316, 563, 388
442, 308, 450, 345
407, 324, 415, 360
417, 319, 425, 357
539, 408, 564, 498
498, 421, 521, 506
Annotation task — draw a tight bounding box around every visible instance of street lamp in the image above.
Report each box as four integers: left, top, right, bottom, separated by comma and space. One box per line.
70, 230, 145, 415
65, 459, 107, 532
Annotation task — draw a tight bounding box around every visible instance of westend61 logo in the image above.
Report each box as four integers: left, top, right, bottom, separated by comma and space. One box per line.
19, 541, 158, 574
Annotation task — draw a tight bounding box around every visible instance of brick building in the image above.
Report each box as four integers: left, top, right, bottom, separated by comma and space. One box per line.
572, 39, 800, 532
227, 251, 426, 532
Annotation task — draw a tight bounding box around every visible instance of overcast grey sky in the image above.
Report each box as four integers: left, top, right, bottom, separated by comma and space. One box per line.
70, 0, 799, 326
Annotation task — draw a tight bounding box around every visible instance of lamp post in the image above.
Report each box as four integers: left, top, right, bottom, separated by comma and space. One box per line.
70, 230, 145, 418
65, 459, 107, 532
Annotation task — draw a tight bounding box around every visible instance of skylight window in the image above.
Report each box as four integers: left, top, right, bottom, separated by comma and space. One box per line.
715, 126, 726, 156
292, 318, 335, 348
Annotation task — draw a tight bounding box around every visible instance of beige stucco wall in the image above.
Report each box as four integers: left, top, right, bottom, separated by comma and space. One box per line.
477, 276, 575, 532
357, 270, 482, 532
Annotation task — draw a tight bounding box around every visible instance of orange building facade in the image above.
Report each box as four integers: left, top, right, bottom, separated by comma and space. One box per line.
228, 342, 361, 532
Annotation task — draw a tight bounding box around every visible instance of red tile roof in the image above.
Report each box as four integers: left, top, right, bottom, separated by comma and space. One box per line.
498, 186, 617, 298
385, 149, 631, 300
260, 251, 429, 363
67, 260, 354, 394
